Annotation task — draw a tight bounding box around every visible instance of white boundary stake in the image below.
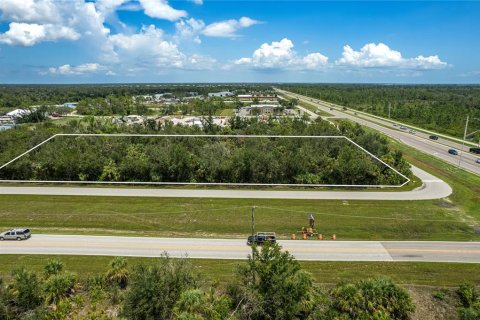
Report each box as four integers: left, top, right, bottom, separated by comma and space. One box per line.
0, 134, 410, 188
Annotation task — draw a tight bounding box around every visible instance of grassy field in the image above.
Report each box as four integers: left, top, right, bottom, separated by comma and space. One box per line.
0, 192, 477, 240
0, 254, 478, 288
215, 108, 235, 116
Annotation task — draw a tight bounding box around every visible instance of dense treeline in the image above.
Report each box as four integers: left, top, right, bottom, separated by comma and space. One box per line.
280, 84, 480, 138
0, 84, 273, 111
0, 117, 411, 185
0, 243, 419, 320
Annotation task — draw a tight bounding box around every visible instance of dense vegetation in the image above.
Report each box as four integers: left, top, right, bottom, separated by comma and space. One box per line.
75, 96, 238, 116
280, 84, 480, 138
0, 243, 420, 320
0, 117, 411, 185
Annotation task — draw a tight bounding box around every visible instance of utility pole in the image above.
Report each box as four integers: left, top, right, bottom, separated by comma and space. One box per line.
458, 116, 469, 168
251, 206, 255, 237
388, 102, 391, 119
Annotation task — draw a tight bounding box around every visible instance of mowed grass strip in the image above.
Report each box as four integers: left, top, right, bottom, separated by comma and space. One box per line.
0, 255, 478, 287
0, 194, 476, 240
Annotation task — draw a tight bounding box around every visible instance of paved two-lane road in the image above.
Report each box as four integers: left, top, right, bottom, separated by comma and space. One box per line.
1, 235, 479, 263
0, 165, 451, 200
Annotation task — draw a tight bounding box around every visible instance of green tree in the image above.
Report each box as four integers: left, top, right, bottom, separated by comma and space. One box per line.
229, 242, 316, 320
99, 159, 121, 181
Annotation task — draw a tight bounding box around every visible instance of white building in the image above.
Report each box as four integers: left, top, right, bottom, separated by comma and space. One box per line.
6, 109, 31, 119
208, 91, 234, 97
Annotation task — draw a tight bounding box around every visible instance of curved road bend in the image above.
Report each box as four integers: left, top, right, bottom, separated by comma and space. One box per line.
277, 89, 480, 176
1, 235, 479, 263
0, 165, 451, 200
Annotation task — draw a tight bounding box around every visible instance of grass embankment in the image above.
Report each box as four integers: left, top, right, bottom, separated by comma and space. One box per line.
0, 255, 479, 287
298, 101, 333, 117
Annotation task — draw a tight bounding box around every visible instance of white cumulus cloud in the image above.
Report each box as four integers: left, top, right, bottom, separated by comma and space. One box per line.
202, 17, 261, 38
109, 24, 214, 70
234, 38, 328, 70
47, 63, 105, 75
0, 22, 79, 46
138, 0, 187, 21
175, 18, 205, 43
0, 0, 62, 24
336, 43, 447, 69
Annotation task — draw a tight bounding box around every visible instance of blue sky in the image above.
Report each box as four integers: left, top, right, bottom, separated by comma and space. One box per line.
0, 0, 479, 83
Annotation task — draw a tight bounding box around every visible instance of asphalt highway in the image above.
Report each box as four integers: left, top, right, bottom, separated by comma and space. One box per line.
277, 89, 480, 176
1, 235, 479, 263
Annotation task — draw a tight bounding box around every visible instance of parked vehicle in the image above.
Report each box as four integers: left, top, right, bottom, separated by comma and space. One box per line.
247, 232, 276, 246
429, 135, 439, 140
470, 147, 480, 154
0, 228, 31, 241
448, 149, 459, 156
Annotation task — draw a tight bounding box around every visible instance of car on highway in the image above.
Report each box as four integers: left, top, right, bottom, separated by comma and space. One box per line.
429, 135, 439, 140
476, 158, 480, 164
448, 149, 459, 156
0, 228, 31, 241
393, 123, 398, 127
247, 232, 276, 246
470, 147, 480, 155
409, 129, 416, 134
400, 126, 407, 130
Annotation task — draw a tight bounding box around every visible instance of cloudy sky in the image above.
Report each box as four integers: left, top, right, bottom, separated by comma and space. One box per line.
0, 0, 479, 83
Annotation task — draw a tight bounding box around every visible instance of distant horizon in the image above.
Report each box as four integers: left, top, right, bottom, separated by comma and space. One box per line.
1, 82, 480, 86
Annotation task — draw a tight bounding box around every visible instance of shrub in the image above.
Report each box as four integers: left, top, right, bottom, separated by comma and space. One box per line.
106, 257, 129, 289
8, 268, 42, 312
122, 255, 198, 320
173, 288, 231, 320
330, 277, 415, 320
43, 272, 77, 305
457, 284, 480, 320
44, 258, 64, 278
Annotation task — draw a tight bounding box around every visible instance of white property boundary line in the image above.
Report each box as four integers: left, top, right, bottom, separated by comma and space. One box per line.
0, 134, 410, 188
